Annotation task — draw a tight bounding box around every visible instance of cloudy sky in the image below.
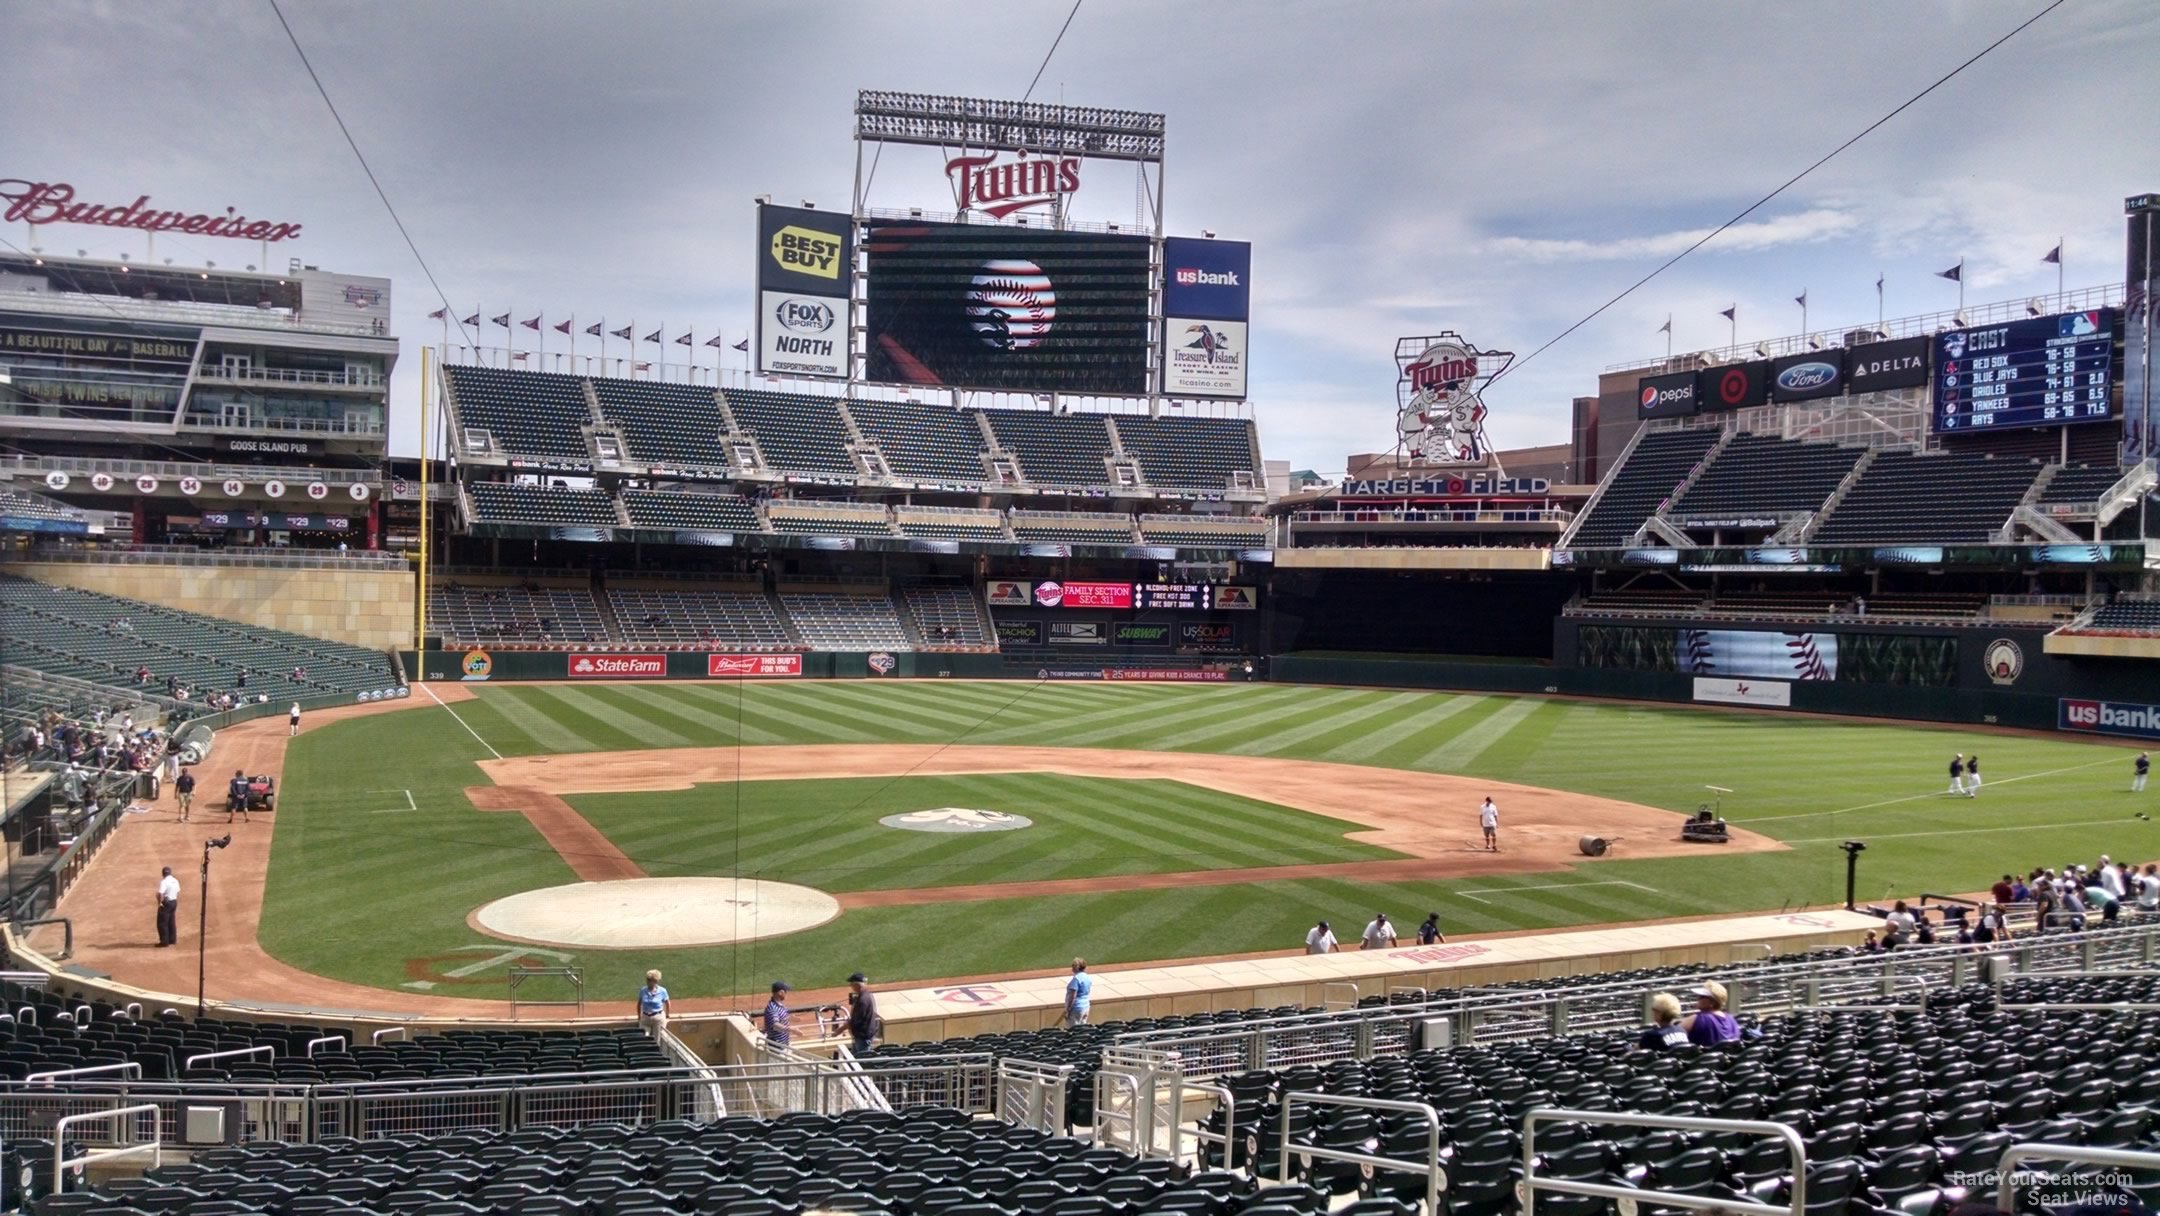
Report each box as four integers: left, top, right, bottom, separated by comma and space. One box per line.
11, 0, 2158, 474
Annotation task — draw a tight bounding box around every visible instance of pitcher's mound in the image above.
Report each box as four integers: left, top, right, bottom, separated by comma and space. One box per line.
474, 877, 840, 948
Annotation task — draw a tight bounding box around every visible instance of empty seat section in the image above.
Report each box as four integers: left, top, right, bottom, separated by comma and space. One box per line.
2039, 463, 2130, 505
765, 501, 895, 537
428, 584, 609, 645
443, 366, 593, 460
0, 489, 83, 522
1115, 415, 1260, 488
900, 585, 989, 646
0, 575, 398, 698
847, 398, 992, 482
468, 483, 619, 527
1137, 514, 1269, 546
722, 388, 860, 476
620, 490, 761, 532
2086, 598, 2160, 632
1671, 434, 1861, 521
894, 508, 1009, 541
779, 592, 910, 649
1010, 511, 1137, 544
589, 377, 729, 466
978, 409, 1114, 487
1568, 428, 1721, 546
1811, 449, 2042, 544
607, 587, 792, 646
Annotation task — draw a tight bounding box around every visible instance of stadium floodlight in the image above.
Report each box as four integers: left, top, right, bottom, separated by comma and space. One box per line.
801, 200, 816, 209
1754, 343, 1769, 357
1841, 840, 1867, 911
1953, 312, 1970, 326
1203, 229, 1216, 239
856, 89, 1166, 163
1808, 336, 1824, 350
2026, 298, 2044, 316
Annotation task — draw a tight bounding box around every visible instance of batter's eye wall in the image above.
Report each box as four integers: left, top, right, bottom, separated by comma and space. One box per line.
1267, 571, 1572, 659
862, 221, 1152, 395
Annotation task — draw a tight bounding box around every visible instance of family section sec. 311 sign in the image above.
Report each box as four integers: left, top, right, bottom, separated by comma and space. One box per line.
1934, 309, 2116, 433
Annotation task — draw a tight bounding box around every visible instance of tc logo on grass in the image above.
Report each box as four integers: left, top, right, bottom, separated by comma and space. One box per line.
879, 808, 1034, 834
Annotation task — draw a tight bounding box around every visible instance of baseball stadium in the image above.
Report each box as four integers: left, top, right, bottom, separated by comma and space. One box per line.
4, 57, 2160, 1216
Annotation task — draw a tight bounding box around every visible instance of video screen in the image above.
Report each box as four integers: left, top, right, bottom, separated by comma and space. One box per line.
864, 221, 1151, 395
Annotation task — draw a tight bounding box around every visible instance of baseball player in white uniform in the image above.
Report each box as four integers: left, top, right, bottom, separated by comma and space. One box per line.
1479, 797, 1500, 851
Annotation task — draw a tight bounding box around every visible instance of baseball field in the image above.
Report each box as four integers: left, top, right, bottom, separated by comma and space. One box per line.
207, 679, 2154, 1003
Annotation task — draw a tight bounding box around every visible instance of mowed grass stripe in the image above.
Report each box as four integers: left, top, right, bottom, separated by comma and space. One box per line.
1466, 701, 1574, 780
1319, 694, 1487, 763
540, 687, 696, 748
476, 688, 607, 755
631, 684, 784, 744
973, 686, 1238, 744
1364, 697, 1518, 769
1410, 697, 1546, 772
1147, 688, 1372, 752
808, 683, 1015, 737
667, 684, 852, 744
1233, 690, 1431, 757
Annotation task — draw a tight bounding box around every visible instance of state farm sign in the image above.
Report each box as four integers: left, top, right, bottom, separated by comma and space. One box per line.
707, 654, 803, 678
568, 653, 665, 679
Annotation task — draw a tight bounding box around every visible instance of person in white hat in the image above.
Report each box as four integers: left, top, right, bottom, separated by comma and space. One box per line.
1682, 980, 1740, 1045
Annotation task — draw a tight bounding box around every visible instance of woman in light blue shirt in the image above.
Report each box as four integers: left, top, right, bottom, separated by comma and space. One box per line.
1064, 958, 1094, 1026
637, 969, 670, 1036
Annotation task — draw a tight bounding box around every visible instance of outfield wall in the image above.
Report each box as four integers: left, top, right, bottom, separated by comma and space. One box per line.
11, 560, 413, 650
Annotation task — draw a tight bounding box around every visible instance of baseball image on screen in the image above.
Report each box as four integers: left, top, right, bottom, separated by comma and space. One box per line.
865, 220, 1151, 394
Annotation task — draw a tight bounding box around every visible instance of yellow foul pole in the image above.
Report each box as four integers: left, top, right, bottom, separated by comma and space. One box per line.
415, 344, 431, 680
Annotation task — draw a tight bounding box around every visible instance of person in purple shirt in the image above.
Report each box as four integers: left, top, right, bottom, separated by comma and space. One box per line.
1683, 981, 1741, 1046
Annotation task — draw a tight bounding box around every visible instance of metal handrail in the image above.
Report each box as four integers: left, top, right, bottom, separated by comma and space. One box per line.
1992, 969, 2160, 1010
1997, 1142, 2160, 1210
184, 1044, 273, 1071
27, 1061, 141, 1085
1180, 1081, 1235, 1172
1280, 1091, 1443, 1216
1526, 1108, 1807, 1216
54, 1103, 162, 1195
304, 1035, 347, 1057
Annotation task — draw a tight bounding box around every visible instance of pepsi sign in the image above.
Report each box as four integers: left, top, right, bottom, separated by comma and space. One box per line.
1770, 351, 1846, 403
1161, 237, 1251, 322
1636, 370, 1700, 418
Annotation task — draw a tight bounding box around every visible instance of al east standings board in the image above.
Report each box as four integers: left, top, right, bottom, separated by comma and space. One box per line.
863, 220, 1151, 395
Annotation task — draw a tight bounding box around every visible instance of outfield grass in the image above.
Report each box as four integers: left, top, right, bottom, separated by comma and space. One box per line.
260, 682, 2157, 999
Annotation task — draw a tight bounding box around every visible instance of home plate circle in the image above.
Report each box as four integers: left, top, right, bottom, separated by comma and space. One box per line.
879, 808, 1034, 833
473, 877, 840, 948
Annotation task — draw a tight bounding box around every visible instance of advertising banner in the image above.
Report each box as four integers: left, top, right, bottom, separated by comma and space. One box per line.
863, 220, 1151, 395
570, 653, 667, 679
1769, 352, 1846, 403
1701, 361, 1769, 411
1677, 628, 1837, 680
1034, 580, 1132, 609
1111, 621, 1173, 648
2059, 698, 2160, 741
1107, 669, 1230, 682
755, 204, 852, 379
459, 650, 493, 682
985, 580, 1031, 607
995, 619, 1044, 646
1845, 336, 1931, 394
706, 653, 804, 677
1692, 677, 1793, 708
1636, 370, 1700, 419
1213, 586, 1258, 611
1179, 622, 1239, 652
1161, 237, 1252, 320
1049, 620, 1105, 645
1162, 319, 1248, 399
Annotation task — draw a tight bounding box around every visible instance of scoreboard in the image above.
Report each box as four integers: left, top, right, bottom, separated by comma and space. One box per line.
1934, 309, 2116, 433
1133, 583, 1206, 610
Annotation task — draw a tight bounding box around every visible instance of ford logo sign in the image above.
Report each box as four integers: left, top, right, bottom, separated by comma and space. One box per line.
1776, 361, 1838, 391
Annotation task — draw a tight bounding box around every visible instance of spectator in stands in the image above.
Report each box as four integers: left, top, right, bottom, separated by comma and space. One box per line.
1063, 958, 1094, 1027
2011, 873, 2032, 903
1975, 901, 2009, 944
2032, 884, 2058, 934
762, 982, 791, 1048
1992, 874, 2016, 905
1304, 920, 1337, 954
1683, 981, 1741, 1045
236, 670, 247, 689
1640, 993, 1689, 1050
1361, 913, 1399, 950
2100, 856, 2127, 901
636, 970, 670, 1037
2084, 876, 2122, 923
1883, 900, 1917, 946
845, 972, 880, 1055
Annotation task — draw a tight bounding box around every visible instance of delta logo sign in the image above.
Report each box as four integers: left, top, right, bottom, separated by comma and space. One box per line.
2059, 699, 2160, 741
568, 653, 666, 679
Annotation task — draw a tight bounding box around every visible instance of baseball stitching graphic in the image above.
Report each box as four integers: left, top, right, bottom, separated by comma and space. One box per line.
1682, 629, 1714, 673
1785, 633, 1831, 681
968, 259, 1056, 350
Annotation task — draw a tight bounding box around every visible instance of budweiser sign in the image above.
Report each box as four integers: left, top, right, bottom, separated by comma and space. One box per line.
0, 178, 303, 243
707, 654, 803, 678
945, 154, 1080, 219
568, 653, 665, 678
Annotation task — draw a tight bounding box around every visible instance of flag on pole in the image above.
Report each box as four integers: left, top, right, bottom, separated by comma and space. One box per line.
1936, 262, 1963, 282
1876, 273, 1885, 292
704, 334, 726, 348
520, 315, 541, 331
511, 352, 528, 361
732, 338, 750, 352
634, 361, 652, 372
491, 313, 511, 327
461, 313, 480, 327
674, 332, 693, 346
585, 322, 603, 337
643, 329, 662, 344
1794, 290, 1808, 308
2042, 243, 2063, 265
553, 319, 572, 335
427, 307, 447, 321
1657, 317, 1672, 335
1718, 306, 1737, 322
611, 325, 633, 340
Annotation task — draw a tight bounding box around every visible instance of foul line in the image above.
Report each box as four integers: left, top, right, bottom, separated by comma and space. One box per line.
1789, 816, 2140, 845
1739, 758, 2121, 824
1457, 879, 1660, 905
420, 683, 501, 760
